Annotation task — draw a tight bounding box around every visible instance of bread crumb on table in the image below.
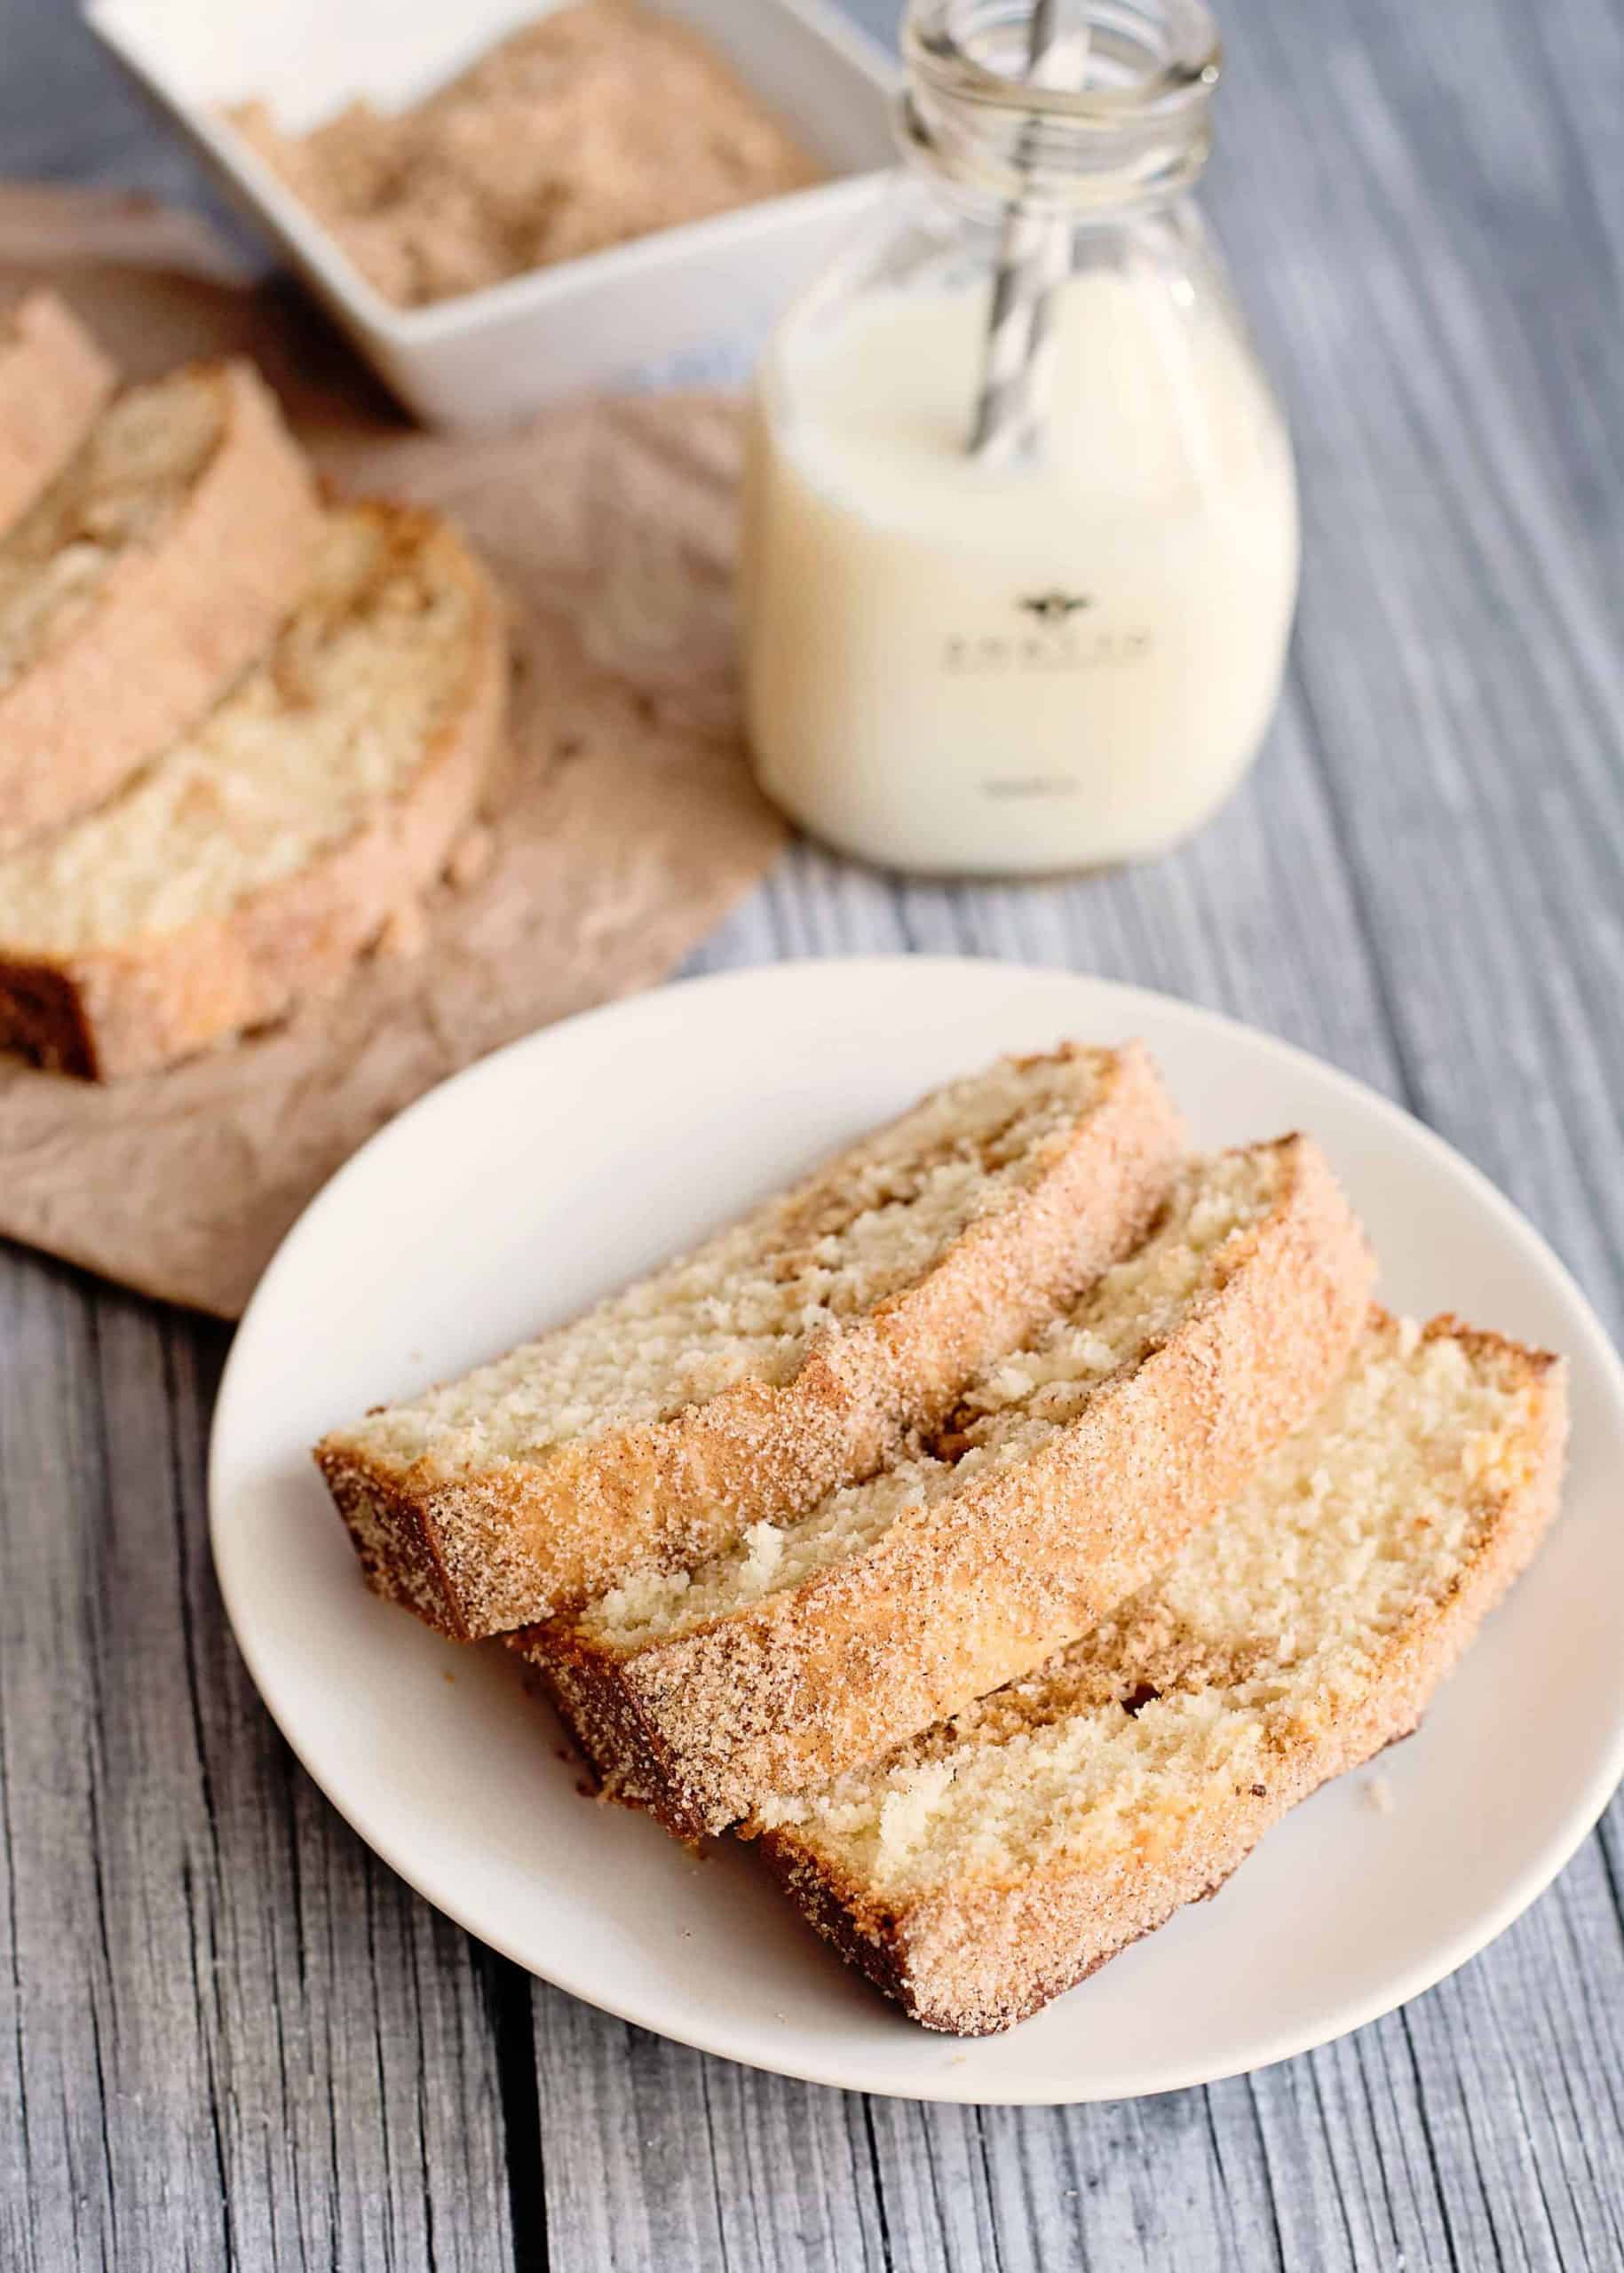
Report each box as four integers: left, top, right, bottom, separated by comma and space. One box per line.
1363, 1773, 1396, 1815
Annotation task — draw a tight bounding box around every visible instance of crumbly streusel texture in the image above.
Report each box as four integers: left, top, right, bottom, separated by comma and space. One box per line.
317, 1043, 1188, 1638
229, 1, 822, 310
753, 1312, 1567, 2034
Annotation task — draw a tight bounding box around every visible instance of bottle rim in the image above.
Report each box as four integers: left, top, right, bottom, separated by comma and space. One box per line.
905, 0, 1221, 126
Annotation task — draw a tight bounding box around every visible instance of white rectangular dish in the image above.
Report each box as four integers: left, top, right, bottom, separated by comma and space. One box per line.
83, 0, 899, 430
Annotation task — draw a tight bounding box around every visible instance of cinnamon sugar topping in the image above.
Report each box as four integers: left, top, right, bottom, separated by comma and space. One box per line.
228, 2, 822, 309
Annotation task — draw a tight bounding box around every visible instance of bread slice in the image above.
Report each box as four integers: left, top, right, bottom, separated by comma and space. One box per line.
753, 1312, 1566, 2035
317, 1044, 1188, 1640
0, 292, 115, 536
520, 1136, 1374, 1836
0, 501, 504, 1078
0, 359, 321, 847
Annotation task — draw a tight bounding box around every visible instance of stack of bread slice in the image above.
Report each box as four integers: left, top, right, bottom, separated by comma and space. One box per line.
316, 1041, 1569, 2034
0, 292, 506, 1078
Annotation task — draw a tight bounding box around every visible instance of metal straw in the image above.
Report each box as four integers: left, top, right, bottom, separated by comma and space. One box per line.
970, 0, 1089, 462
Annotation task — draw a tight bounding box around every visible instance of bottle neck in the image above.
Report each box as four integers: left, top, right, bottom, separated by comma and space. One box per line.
899, 0, 1220, 218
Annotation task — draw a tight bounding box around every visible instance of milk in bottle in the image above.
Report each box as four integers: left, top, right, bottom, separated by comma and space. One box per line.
741, 0, 1298, 876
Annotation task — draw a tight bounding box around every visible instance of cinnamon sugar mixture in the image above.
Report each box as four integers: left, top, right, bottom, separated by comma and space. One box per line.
227, 1, 823, 309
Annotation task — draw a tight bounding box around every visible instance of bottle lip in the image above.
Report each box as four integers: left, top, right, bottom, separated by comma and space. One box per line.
905, 1, 1221, 127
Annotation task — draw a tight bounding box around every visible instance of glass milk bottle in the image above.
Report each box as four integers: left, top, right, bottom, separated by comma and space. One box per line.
740, 0, 1298, 876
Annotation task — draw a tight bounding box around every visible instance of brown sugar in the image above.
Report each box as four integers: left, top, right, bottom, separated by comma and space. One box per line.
227, 1, 825, 309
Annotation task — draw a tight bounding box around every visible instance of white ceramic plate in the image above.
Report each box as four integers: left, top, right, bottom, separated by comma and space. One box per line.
210, 957, 1624, 2103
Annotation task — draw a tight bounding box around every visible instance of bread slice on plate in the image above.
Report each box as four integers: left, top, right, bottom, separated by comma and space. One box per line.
519, 1136, 1374, 1836
317, 1044, 1189, 1640
0, 358, 321, 846
0, 500, 505, 1079
753, 1312, 1566, 2035
0, 291, 115, 536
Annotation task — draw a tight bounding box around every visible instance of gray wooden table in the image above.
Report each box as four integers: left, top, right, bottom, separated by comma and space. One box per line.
4, 0, 1621, 2265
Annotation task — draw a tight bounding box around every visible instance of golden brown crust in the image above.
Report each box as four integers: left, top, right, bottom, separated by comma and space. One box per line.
0, 503, 505, 1079
0, 359, 321, 849
757, 1320, 1568, 2034
317, 1044, 1190, 1640
0, 291, 115, 536
519, 1135, 1376, 1836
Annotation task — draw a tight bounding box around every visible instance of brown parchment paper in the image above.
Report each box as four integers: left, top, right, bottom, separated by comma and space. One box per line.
0, 187, 784, 1316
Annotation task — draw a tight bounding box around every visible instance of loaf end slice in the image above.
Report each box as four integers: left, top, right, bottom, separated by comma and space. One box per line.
318, 1041, 1189, 1639
0, 501, 505, 1078
754, 1312, 1567, 2034
0, 357, 321, 846
0, 291, 116, 536
520, 1133, 1374, 1836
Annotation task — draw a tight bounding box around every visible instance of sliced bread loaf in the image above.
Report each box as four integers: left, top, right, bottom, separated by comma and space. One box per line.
754, 1312, 1566, 2034
0, 292, 115, 536
519, 1136, 1374, 1836
317, 1044, 1188, 1639
0, 500, 505, 1078
0, 358, 321, 846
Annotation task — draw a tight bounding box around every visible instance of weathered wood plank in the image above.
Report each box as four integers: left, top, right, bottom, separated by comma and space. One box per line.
527, 1992, 891, 2270
0, 1248, 517, 2272
1219, 0, 1624, 1330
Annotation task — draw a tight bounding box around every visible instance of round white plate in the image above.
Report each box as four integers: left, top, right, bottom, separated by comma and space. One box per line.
210, 957, 1624, 2103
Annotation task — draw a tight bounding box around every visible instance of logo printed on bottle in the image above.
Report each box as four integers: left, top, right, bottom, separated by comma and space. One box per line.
942, 592, 1154, 676
1018, 590, 1092, 624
